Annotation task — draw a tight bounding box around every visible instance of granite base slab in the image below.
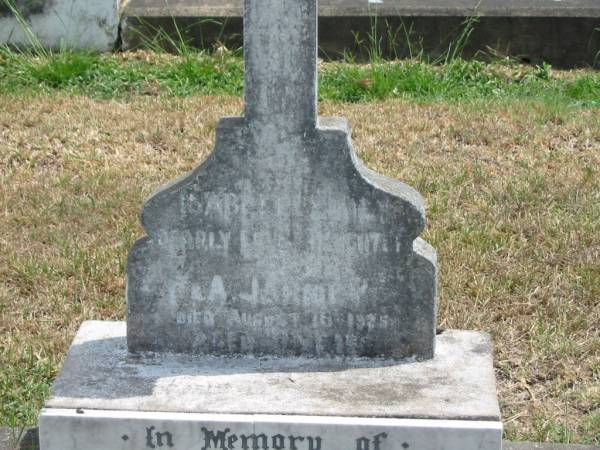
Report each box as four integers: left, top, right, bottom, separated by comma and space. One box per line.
39, 321, 503, 450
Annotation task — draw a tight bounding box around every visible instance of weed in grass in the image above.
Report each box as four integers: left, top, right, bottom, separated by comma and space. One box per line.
595, 27, 600, 67
348, 2, 478, 64
439, 16, 479, 65
25, 52, 102, 88
564, 75, 600, 107
127, 16, 238, 56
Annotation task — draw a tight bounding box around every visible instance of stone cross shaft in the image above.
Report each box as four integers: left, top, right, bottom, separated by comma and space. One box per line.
244, 0, 317, 132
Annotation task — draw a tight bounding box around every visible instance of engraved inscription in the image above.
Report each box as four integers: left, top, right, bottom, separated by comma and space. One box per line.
176, 311, 391, 331
200, 428, 321, 450
356, 433, 388, 450
136, 426, 397, 450
146, 426, 175, 448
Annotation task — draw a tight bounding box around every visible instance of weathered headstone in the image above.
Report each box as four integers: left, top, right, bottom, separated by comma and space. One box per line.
126, 0, 437, 359
38, 1, 502, 449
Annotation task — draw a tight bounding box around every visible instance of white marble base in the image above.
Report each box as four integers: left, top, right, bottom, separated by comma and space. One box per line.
39, 321, 503, 449
40, 409, 502, 450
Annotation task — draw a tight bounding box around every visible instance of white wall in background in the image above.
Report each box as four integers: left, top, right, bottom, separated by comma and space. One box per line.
0, 0, 119, 51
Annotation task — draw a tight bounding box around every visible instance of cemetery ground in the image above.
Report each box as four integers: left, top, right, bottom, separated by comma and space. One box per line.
0, 49, 599, 446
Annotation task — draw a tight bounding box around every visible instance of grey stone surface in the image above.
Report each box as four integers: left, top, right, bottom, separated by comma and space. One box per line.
3, 427, 599, 450
45, 321, 498, 420
0, 428, 14, 450
0, 0, 119, 51
39, 410, 502, 450
530, 446, 599, 450
504, 445, 600, 450
126, 0, 437, 359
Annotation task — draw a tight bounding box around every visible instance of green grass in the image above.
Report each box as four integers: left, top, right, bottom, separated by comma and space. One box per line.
0, 40, 598, 445
320, 59, 599, 105
2, 92, 599, 445
1, 49, 599, 107
0, 347, 55, 428
0, 50, 245, 97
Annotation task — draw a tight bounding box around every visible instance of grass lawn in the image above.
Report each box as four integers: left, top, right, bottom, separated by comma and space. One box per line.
0, 51, 599, 445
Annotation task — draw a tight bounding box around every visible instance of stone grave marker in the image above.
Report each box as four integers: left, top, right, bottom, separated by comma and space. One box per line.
38, 1, 502, 449
126, 0, 437, 360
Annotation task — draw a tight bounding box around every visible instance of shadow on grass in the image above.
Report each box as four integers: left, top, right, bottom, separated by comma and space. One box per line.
17, 428, 38, 450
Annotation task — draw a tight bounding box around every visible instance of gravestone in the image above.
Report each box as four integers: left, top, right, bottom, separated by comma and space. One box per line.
126, 0, 437, 360
38, 1, 502, 449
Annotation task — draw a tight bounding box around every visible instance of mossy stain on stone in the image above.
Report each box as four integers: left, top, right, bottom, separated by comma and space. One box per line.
0, 0, 51, 19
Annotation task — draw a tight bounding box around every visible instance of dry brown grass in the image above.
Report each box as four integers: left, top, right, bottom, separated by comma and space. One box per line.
0, 94, 598, 443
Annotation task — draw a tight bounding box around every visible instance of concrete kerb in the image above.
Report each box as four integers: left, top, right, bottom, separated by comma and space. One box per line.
120, 0, 600, 68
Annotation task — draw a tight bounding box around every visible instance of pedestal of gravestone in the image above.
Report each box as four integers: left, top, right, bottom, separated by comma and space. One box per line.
39, 0, 502, 449
40, 321, 502, 450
